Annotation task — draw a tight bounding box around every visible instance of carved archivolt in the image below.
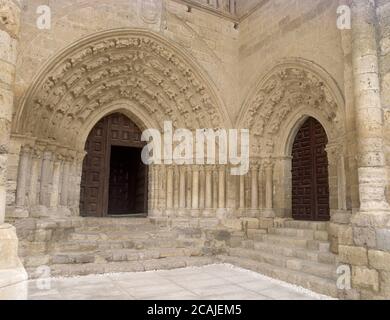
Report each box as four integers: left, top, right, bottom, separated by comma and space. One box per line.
238, 63, 344, 157
15, 30, 227, 149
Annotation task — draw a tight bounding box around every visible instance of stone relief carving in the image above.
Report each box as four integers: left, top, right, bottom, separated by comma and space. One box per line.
19, 33, 225, 148
244, 67, 341, 157
0, 0, 19, 37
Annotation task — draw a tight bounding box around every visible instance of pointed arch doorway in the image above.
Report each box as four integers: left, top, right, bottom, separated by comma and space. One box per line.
291, 117, 330, 221
80, 113, 148, 217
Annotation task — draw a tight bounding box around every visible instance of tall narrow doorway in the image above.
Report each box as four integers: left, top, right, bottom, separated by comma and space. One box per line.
80, 113, 148, 217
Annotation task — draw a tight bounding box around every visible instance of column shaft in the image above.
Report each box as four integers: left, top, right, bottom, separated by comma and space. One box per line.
205, 169, 213, 208
218, 167, 225, 208
351, 0, 390, 211
192, 167, 199, 209
15, 146, 31, 207
166, 166, 173, 209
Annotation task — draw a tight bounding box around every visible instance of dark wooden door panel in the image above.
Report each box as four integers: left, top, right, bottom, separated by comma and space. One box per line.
292, 117, 330, 221
80, 120, 108, 217
80, 113, 147, 217
108, 113, 144, 148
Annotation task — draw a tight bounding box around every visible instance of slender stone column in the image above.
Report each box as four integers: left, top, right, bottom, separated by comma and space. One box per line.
49, 154, 62, 208
179, 166, 186, 209
0, 0, 27, 299
205, 167, 213, 209
166, 165, 174, 209
15, 145, 31, 207
67, 158, 76, 208
28, 149, 41, 206
173, 166, 179, 210
258, 165, 264, 209
148, 165, 160, 215
192, 166, 199, 209
218, 166, 225, 208
159, 165, 166, 210
212, 169, 218, 209
39, 150, 53, 206
264, 162, 274, 217
239, 175, 245, 209
251, 164, 259, 209
186, 167, 192, 210
0, 1, 20, 224
199, 167, 205, 209
351, 0, 390, 214
60, 159, 71, 206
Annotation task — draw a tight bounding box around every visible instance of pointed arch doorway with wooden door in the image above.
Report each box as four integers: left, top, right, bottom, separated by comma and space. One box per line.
291, 117, 330, 221
80, 113, 148, 217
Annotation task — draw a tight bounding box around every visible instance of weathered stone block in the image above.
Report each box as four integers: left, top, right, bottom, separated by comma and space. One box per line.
353, 227, 377, 248
339, 245, 368, 266
376, 229, 390, 251
338, 225, 354, 246
242, 218, 259, 229
258, 218, 274, 230
379, 271, 390, 297
222, 219, 242, 230
368, 250, 390, 271
352, 266, 379, 292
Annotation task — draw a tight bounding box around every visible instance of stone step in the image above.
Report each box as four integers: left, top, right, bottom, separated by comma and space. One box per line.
229, 248, 337, 280
255, 234, 331, 252
81, 217, 151, 227
48, 236, 203, 253
48, 247, 203, 265
74, 224, 160, 234
216, 255, 338, 298
283, 220, 328, 231
248, 241, 337, 265
268, 227, 329, 241
25, 256, 216, 279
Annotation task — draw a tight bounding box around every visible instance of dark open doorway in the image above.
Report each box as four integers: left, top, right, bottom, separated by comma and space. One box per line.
80, 113, 148, 217
108, 146, 148, 215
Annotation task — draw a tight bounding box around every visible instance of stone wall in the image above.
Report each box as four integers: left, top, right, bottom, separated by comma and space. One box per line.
2, 0, 390, 300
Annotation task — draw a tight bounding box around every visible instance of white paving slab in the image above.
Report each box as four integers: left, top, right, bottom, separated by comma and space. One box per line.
26, 264, 335, 300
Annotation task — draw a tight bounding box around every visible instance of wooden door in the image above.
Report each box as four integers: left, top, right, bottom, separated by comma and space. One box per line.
108, 146, 134, 215
291, 117, 330, 221
80, 119, 108, 217
80, 113, 147, 217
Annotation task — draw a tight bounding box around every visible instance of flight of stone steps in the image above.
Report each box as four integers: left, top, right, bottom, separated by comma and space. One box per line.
217, 220, 339, 298
14, 217, 240, 279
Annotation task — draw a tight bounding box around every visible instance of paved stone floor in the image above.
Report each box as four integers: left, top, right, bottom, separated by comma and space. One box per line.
27, 264, 332, 300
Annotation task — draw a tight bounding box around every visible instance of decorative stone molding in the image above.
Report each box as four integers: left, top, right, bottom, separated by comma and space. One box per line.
238, 61, 344, 158
14, 30, 228, 150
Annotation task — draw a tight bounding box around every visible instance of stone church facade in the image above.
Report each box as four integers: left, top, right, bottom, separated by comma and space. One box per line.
0, 0, 390, 300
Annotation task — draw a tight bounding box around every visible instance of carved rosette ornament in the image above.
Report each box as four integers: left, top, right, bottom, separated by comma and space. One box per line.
16, 31, 226, 149
0, 0, 20, 38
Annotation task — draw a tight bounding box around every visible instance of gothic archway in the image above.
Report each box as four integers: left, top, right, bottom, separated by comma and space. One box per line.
291, 117, 330, 221
235, 59, 346, 218
80, 112, 148, 217
13, 29, 230, 149
9, 29, 230, 218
